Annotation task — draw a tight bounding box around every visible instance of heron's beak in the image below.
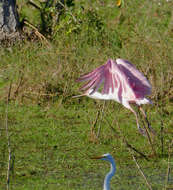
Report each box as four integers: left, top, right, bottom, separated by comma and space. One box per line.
91, 155, 104, 159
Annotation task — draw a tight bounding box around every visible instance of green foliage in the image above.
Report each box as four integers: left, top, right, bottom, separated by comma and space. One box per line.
21, 0, 108, 44
39, 0, 66, 35
53, 6, 106, 44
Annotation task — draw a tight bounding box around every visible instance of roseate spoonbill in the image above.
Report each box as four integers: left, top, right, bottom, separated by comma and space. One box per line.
92, 153, 116, 190
75, 59, 154, 135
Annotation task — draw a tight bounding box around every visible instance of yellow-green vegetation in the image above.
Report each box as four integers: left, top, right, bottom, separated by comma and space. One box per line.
0, 0, 173, 189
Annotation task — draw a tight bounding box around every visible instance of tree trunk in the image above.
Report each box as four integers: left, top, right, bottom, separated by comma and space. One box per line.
0, 0, 20, 41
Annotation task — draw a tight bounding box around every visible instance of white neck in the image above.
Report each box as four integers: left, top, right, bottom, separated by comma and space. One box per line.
103, 161, 116, 190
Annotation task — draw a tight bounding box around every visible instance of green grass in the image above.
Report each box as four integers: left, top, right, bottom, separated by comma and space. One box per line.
0, 101, 172, 189
0, 0, 173, 189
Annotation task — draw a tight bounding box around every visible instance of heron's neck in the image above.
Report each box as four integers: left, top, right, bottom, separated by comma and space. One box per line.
103, 161, 116, 190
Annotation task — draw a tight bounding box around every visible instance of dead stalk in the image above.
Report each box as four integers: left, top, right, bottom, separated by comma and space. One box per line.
6, 83, 12, 190
92, 109, 100, 130
138, 108, 156, 156
160, 120, 164, 157
7, 82, 12, 102
105, 115, 149, 161
104, 117, 120, 139
14, 71, 24, 99
89, 109, 100, 143
125, 140, 149, 161
142, 121, 156, 156
131, 152, 153, 190
156, 104, 165, 157
164, 140, 173, 189
97, 101, 106, 138
23, 20, 50, 46
28, 0, 41, 10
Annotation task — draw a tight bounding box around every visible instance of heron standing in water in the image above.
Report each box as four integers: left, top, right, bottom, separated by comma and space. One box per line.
92, 153, 116, 190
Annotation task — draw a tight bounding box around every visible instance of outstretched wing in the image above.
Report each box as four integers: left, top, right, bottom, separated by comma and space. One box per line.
77, 59, 119, 95
77, 58, 152, 101
116, 58, 151, 98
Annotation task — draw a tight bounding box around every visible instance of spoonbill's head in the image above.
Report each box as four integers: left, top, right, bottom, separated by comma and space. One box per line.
91, 153, 114, 162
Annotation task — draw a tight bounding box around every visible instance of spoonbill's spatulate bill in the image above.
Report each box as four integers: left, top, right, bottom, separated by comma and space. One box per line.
92, 153, 116, 190
76, 59, 154, 135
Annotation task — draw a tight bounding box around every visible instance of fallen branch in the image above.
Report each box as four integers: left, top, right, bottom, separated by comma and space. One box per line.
23, 20, 50, 46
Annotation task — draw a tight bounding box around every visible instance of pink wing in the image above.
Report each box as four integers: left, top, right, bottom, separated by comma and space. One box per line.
77, 59, 151, 100
116, 58, 151, 98
77, 59, 118, 94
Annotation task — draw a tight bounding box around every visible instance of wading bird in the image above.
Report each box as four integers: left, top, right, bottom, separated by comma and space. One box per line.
92, 153, 116, 190
75, 59, 154, 135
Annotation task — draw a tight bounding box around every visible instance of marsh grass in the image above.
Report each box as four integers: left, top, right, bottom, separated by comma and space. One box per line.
0, 101, 172, 189
0, 0, 173, 189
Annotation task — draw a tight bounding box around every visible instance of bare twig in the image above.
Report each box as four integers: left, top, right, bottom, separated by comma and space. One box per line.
57, 0, 77, 22
23, 20, 50, 46
125, 140, 149, 161
25, 91, 58, 97
89, 109, 100, 143
139, 107, 156, 136
104, 117, 120, 139
89, 102, 106, 141
92, 109, 100, 130
97, 101, 106, 138
141, 121, 156, 156
160, 120, 164, 157
105, 115, 149, 161
6, 83, 12, 190
13, 70, 24, 99
164, 140, 173, 189
28, 0, 41, 10
130, 152, 153, 190
155, 105, 166, 157
138, 107, 156, 156
7, 82, 12, 102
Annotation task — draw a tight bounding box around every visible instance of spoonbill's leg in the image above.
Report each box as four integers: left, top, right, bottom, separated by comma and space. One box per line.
138, 106, 157, 156
131, 108, 146, 136
123, 101, 146, 136
139, 107, 156, 135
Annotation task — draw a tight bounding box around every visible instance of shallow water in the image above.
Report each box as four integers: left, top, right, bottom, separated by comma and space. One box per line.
1, 165, 173, 190
81, 164, 173, 190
